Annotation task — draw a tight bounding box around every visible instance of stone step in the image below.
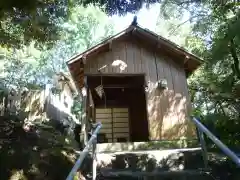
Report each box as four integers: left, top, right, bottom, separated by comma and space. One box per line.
95, 140, 199, 153
96, 148, 205, 171
78, 148, 209, 180
98, 169, 214, 180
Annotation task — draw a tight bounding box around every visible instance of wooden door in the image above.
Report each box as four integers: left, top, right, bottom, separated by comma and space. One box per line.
95, 107, 129, 143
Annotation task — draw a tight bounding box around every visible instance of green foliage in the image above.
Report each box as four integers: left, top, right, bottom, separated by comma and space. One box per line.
71, 95, 82, 119
1, 5, 114, 90
0, 114, 78, 180
82, 0, 161, 15
1, 45, 43, 90
0, 0, 70, 47
0, 0, 163, 47
34, 5, 115, 84
158, 0, 240, 152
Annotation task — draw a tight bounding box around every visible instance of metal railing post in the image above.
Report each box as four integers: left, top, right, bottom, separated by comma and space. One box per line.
192, 117, 240, 167
92, 130, 97, 180
197, 127, 208, 168
66, 122, 102, 180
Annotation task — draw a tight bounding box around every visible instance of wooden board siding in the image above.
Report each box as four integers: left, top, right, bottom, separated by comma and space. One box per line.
85, 39, 196, 140
96, 108, 130, 142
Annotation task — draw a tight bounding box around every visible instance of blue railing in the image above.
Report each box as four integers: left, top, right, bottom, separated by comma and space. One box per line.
66, 117, 240, 180
192, 117, 240, 167
66, 122, 102, 180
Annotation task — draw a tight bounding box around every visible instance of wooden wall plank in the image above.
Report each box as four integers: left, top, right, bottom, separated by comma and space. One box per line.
131, 42, 138, 73
96, 53, 107, 73
113, 113, 128, 118
113, 123, 129, 128
141, 47, 151, 82
95, 107, 130, 143
111, 41, 122, 73
96, 118, 112, 123
96, 113, 112, 118
166, 59, 182, 139
113, 133, 129, 138
113, 127, 129, 133
113, 108, 128, 113
117, 42, 128, 73
112, 118, 129, 123
148, 53, 166, 140
96, 108, 112, 113
125, 42, 135, 73
132, 43, 142, 73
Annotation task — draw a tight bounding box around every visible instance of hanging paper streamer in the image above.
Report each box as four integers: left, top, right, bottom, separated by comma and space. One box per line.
95, 85, 104, 98
95, 75, 105, 99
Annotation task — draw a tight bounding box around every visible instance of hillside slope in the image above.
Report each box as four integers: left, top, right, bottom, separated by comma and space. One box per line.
0, 114, 81, 180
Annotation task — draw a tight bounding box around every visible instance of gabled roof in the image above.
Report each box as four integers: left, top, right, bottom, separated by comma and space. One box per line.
67, 24, 204, 89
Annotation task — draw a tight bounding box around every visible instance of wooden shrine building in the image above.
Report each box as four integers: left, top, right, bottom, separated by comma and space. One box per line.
67, 23, 203, 150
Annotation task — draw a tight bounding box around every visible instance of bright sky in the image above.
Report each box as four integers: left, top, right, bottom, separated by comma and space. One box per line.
110, 3, 191, 47
111, 3, 161, 32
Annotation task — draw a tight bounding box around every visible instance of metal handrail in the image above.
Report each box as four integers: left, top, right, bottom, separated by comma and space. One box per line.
66, 122, 102, 180
192, 117, 240, 167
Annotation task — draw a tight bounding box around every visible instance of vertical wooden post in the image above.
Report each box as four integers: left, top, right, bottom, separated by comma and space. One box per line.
81, 76, 88, 146
197, 127, 208, 168
0, 98, 3, 116
4, 94, 8, 116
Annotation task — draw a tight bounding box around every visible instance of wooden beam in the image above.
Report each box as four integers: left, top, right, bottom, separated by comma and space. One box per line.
184, 55, 190, 64
85, 73, 145, 77
109, 40, 112, 50
81, 76, 88, 146
101, 84, 144, 89
82, 56, 86, 64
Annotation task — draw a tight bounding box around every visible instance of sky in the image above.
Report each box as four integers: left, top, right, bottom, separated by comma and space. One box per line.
110, 3, 192, 47
111, 3, 161, 32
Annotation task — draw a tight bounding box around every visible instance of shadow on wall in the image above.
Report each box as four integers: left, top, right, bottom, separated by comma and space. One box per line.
21, 90, 76, 135
44, 98, 75, 135
147, 82, 195, 141
21, 90, 45, 121
0, 89, 83, 179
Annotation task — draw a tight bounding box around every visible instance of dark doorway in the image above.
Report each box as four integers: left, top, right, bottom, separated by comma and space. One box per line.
87, 74, 149, 143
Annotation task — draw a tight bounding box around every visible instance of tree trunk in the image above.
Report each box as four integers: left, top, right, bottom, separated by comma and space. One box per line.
229, 39, 240, 79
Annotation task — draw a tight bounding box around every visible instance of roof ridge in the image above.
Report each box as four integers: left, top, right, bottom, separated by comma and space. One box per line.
67, 24, 203, 66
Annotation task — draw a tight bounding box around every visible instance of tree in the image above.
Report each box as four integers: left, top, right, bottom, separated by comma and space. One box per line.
1, 43, 43, 90
0, 0, 71, 47
82, 0, 161, 15
1, 5, 115, 90
36, 5, 115, 83
1, 0, 160, 47
156, 0, 240, 148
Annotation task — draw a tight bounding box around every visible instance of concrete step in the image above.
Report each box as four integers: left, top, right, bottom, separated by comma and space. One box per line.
95, 141, 199, 153
96, 148, 205, 171
94, 148, 211, 180
98, 169, 214, 180
79, 148, 209, 180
